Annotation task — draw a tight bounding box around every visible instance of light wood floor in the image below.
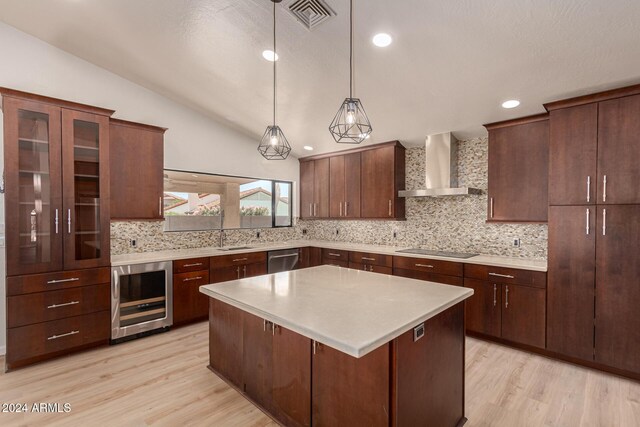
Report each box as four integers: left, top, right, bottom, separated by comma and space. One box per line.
0, 322, 638, 426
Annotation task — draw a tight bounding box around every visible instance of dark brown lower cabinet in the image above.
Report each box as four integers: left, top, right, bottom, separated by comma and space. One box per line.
299, 247, 322, 269
208, 299, 466, 426
210, 261, 267, 283
393, 268, 463, 286
464, 279, 501, 337
173, 270, 210, 326
312, 343, 390, 427
349, 261, 393, 275
547, 205, 596, 360
595, 205, 640, 373
464, 270, 546, 349
500, 284, 546, 348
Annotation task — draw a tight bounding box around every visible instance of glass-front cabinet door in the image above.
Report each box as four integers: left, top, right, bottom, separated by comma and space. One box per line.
61, 109, 110, 269
3, 97, 63, 276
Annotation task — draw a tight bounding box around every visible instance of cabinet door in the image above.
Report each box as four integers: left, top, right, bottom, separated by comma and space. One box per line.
595, 205, 640, 373
272, 325, 311, 427
210, 265, 243, 283
313, 158, 330, 218
109, 121, 164, 219
209, 299, 244, 388
487, 120, 549, 222
312, 342, 389, 427
329, 155, 345, 218
3, 97, 63, 276
344, 152, 361, 218
173, 271, 210, 325
361, 146, 396, 218
61, 109, 110, 270
597, 95, 640, 204
299, 247, 322, 269
299, 160, 314, 219
243, 313, 273, 410
244, 262, 267, 278
501, 284, 546, 348
547, 206, 596, 360
464, 279, 501, 337
548, 105, 598, 205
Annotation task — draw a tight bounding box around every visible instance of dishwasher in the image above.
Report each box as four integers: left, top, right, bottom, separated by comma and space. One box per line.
267, 249, 300, 273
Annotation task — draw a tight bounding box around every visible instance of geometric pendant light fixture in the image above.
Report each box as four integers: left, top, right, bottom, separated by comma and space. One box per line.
258, 0, 292, 160
328, 0, 372, 144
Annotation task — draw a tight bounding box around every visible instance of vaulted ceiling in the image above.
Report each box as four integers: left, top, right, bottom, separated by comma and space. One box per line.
2, 0, 640, 156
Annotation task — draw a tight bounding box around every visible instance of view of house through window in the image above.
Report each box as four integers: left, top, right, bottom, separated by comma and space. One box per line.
163, 170, 292, 232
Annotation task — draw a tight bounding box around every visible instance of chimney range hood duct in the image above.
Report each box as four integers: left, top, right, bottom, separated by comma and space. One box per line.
398, 132, 482, 197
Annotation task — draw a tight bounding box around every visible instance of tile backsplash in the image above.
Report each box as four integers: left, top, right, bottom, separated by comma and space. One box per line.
111, 137, 547, 259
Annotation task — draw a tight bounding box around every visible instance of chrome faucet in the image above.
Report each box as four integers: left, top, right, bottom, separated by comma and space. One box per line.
219, 230, 226, 248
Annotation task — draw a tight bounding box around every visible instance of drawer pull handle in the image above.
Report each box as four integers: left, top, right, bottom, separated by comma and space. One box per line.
328, 253, 341, 257
232, 258, 248, 262
361, 257, 376, 261
415, 263, 434, 268
488, 272, 514, 279
183, 276, 203, 282
47, 301, 80, 309
47, 330, 79, 341
47, 277, 80, 284
182, 262, 203, 267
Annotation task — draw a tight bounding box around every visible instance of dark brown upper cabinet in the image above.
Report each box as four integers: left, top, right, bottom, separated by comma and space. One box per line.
299, 141, 405, 220
1, 88, 113, 276
484, 114, 549, 223
597, 94, 640, 205
299, 158, 329, 219
329, 152, 361, 218
361, 143, 405, 219
109, 118, 166, 220
548, 104, 598, 206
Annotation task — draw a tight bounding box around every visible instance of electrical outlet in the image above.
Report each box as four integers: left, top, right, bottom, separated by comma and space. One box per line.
393, 230, 398, 239
256, 230, 261, 239
130, 239, 137, 248
513, 238, 521, 248
335, 228, 339, 236
302, 228, 308, 235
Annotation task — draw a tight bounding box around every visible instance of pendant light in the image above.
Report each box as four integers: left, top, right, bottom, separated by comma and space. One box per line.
328, 0, 372, 144
258, 0, 292, 160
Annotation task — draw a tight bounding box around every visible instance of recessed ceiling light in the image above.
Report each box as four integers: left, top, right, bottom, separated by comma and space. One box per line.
501, 99, 520, 109
303, 146, 314, 151
262, 50, 279, 62
372, 33, 392, 47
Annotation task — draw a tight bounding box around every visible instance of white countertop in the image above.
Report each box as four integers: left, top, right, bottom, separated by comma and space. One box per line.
199, 265, 473, 358
111, 239, 547, 271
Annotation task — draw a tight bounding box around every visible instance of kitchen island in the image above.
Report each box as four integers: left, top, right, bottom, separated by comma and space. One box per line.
200, 265, 473, 426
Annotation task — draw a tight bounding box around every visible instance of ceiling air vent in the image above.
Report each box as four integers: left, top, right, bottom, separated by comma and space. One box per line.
287, 0, 336, 30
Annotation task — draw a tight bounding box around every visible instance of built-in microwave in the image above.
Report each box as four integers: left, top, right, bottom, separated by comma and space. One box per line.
111, 261, 173, 342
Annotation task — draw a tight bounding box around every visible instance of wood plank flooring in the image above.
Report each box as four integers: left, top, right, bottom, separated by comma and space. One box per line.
0, 321, 638, 426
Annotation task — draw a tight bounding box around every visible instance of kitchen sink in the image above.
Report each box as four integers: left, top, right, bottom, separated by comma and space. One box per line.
218, 246, 253, 251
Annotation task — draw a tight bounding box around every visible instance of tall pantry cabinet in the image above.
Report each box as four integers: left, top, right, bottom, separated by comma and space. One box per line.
2, 88, 113, 370
546, 88, 640, 375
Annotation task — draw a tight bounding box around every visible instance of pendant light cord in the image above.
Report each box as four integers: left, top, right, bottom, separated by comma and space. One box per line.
349, 0, 353, 99
273, 1, 277, 127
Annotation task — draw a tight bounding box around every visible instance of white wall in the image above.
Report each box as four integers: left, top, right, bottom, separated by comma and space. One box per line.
0, 22, 300, 354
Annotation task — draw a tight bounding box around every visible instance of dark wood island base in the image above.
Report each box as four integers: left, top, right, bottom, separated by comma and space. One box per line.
207, 299, 466, 427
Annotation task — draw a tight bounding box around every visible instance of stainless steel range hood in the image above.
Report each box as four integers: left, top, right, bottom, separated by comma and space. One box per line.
399, 132, 482, 197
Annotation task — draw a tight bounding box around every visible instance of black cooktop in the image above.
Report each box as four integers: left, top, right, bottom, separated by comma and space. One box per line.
396, 248, 478, 259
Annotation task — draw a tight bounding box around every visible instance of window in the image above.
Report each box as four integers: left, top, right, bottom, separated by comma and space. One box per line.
163, 170, 292, 231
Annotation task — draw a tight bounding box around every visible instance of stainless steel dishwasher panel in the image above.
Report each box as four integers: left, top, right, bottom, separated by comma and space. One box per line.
267, 249, 300, 273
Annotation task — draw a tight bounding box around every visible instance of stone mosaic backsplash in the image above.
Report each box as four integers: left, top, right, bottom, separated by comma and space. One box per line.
111, 137, 547, 259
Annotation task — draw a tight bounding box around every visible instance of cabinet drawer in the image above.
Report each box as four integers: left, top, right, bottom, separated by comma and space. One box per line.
393, 268, 463, 286
6, 311, 110, 367
393, 256, 463, 277
7, 267, 111, 296
464, 264, 546, 288
322, 249, 349, 261
174, 270, 210, 286
349, 262, 392, 275
210, 251, 267, 268
174, 257, 210, 274
349, 251, 392, 268
8, 284, 110, 328
322, 258, 349, 268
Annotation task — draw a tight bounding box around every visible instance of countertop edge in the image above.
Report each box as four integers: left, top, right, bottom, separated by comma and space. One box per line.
199, 284, 473, 358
